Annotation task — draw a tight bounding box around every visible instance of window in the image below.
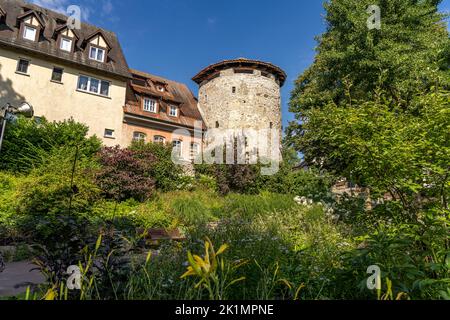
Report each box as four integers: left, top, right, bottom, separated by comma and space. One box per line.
215, 121, 220, 128
143, 98, 157, 113
100, 81, 110, 96
60, 37, 72, 52
169, 105, 178, 117
77, 75, 110, 97
104, 129, 115, 138
16, 59, 29, 74
172, 140, 182, 157
89, 46, 105, 62
23, 26, 37, 41
51, 67, 63, 82
232, 86, 236, 94
133, 132, 146, 142
156, 85, 165, 92
190, 143, 200, 160
154, 135, 166, 144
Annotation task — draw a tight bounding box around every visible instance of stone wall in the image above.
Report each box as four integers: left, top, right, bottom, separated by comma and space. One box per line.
197, 68, 282, 133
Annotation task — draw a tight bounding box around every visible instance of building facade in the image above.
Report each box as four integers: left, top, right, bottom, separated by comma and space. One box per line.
0, 0, 130, 146
123, 69, 204, 161
0, 1, 286, 165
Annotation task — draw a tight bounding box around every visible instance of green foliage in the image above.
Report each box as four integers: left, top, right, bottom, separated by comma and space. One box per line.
0, 117, 101, 173
289, 0, 449, 115
130, 141, 184, 192
14, 146, 100, 242
296, 91, 449, 215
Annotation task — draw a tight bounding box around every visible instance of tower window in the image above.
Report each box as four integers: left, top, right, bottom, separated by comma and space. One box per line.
270, 122, 273, 129
215, 121, 220, 128
232, 87, 236, 94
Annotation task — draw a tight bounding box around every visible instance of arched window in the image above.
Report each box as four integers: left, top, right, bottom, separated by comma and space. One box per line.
153, 135, 166, 144
133, 132, 146, 142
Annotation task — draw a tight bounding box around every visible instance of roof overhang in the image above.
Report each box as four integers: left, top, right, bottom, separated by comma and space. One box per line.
192, 58, 287, 87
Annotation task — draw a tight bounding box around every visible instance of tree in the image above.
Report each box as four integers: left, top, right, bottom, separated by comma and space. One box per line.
298, 90, 449, 215
288, 0, 449, 172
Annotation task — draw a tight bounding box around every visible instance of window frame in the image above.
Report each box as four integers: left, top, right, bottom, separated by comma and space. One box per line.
169, 105, 178, 117
143, 97, 157, 113
60, 37, 73, 52
16, 58, 30, 75
51, 67, 64, 83
133, 131, 147, 142
77, 74, 110, 97
89, 45, 106, 63
23, 25, 37, 41
172, 139, 183, 157
104, 129, 115, 139
190, 142, 200, 160
153, 135, 166, 144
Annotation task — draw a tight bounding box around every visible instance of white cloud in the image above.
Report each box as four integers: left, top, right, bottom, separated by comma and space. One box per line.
102, 0, 113, 15
30, 0, 68, 14
29, 0, 91, 21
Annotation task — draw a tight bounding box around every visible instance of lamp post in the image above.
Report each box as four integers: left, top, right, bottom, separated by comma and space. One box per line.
0, 102, 34, 153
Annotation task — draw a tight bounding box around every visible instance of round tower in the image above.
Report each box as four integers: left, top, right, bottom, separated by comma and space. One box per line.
192, 58, 286, 133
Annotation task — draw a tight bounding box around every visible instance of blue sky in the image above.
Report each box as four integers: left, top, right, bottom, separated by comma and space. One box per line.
30, 0, 450, 129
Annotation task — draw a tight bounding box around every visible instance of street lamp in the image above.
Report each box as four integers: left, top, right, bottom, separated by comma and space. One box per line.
0, 102, 34, 152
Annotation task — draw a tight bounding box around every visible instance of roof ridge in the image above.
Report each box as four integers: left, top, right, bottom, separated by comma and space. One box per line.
130, 68, 190, 87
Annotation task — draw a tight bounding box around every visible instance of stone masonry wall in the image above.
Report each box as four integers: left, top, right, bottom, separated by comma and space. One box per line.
197, 68, 282, 133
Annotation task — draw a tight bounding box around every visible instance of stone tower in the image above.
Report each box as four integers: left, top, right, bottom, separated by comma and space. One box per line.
192, 58, 286, 133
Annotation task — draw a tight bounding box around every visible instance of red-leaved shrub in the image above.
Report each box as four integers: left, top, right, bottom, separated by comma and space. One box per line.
96, 146, 156, 201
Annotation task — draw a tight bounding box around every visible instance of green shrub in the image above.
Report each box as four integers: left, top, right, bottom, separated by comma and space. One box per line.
14, 146, 100, 242
130, 141, 183, 192
0, 117, 101, 173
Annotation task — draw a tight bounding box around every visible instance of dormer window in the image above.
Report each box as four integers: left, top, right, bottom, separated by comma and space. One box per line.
157, 85, 165, 92
85, 31, 111, 63
143, 98, 157, 113
89, 46, 105, 62
60, 37, 72, 52
169, 105, 178, 117
17, 10, 44, 42
55, 25, 78, 53
23, 25, 37, 41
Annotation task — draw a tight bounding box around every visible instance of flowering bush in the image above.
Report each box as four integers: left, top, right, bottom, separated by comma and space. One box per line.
95, 146, 156, 202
